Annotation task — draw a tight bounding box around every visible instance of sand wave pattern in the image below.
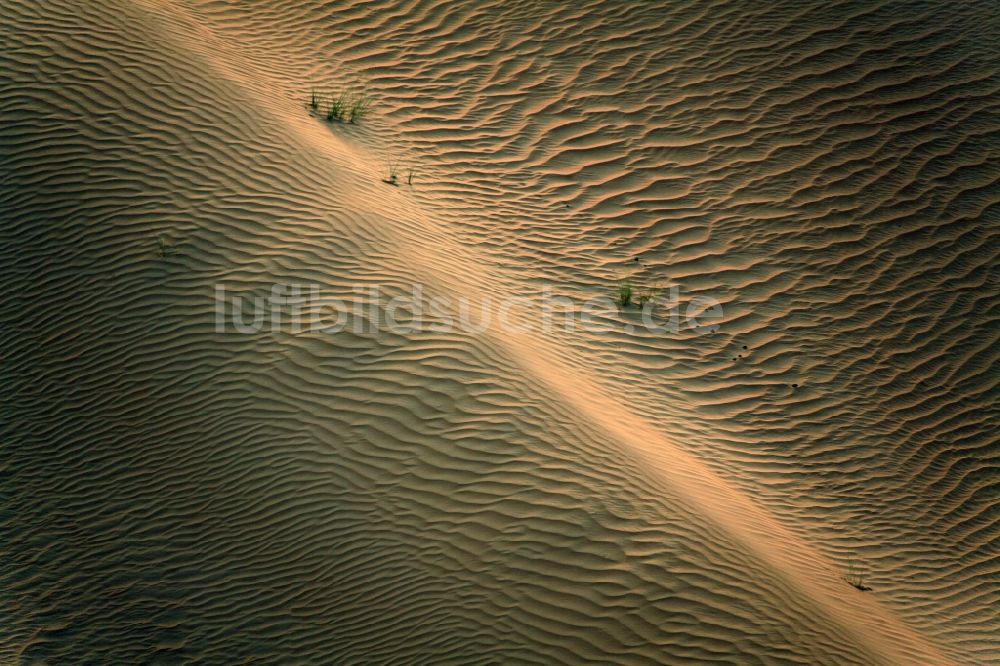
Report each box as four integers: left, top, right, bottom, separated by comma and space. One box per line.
2, 0, 998, 663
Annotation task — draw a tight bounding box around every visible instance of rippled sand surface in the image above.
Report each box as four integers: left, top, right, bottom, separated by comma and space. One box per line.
2, 0, 998, 663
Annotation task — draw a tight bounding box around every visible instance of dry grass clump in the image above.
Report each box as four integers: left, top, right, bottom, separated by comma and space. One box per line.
845, 559, 872, 592
382, 157, 401, 186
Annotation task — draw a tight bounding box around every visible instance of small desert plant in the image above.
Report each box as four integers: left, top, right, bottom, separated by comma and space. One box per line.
844, 559, 872, 592
326, 91, 349, 122
383, 157, 400, 186
407, 169, 414, 186
348, 94, 371, 123
309, 88, 374, 124
635, 286, 659, 307
156, 235, 176, 258
616, 280, 633, 308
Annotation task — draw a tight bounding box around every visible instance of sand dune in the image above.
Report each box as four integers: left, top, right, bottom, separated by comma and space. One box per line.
2, 0, 997, 663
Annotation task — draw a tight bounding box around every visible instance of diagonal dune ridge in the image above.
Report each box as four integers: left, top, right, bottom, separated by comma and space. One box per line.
130, 1, 955, 660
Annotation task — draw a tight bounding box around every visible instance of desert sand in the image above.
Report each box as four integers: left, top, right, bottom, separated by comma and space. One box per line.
1, 0, 998, 663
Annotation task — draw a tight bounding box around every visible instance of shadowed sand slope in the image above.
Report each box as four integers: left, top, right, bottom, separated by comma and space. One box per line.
1, 0, 998, 663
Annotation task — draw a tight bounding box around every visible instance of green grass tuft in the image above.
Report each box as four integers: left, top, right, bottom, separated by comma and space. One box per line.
325, 91, 349, 122
308, 89, 374, 124
616, 280, 633, 308
348, 94, 371, 123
